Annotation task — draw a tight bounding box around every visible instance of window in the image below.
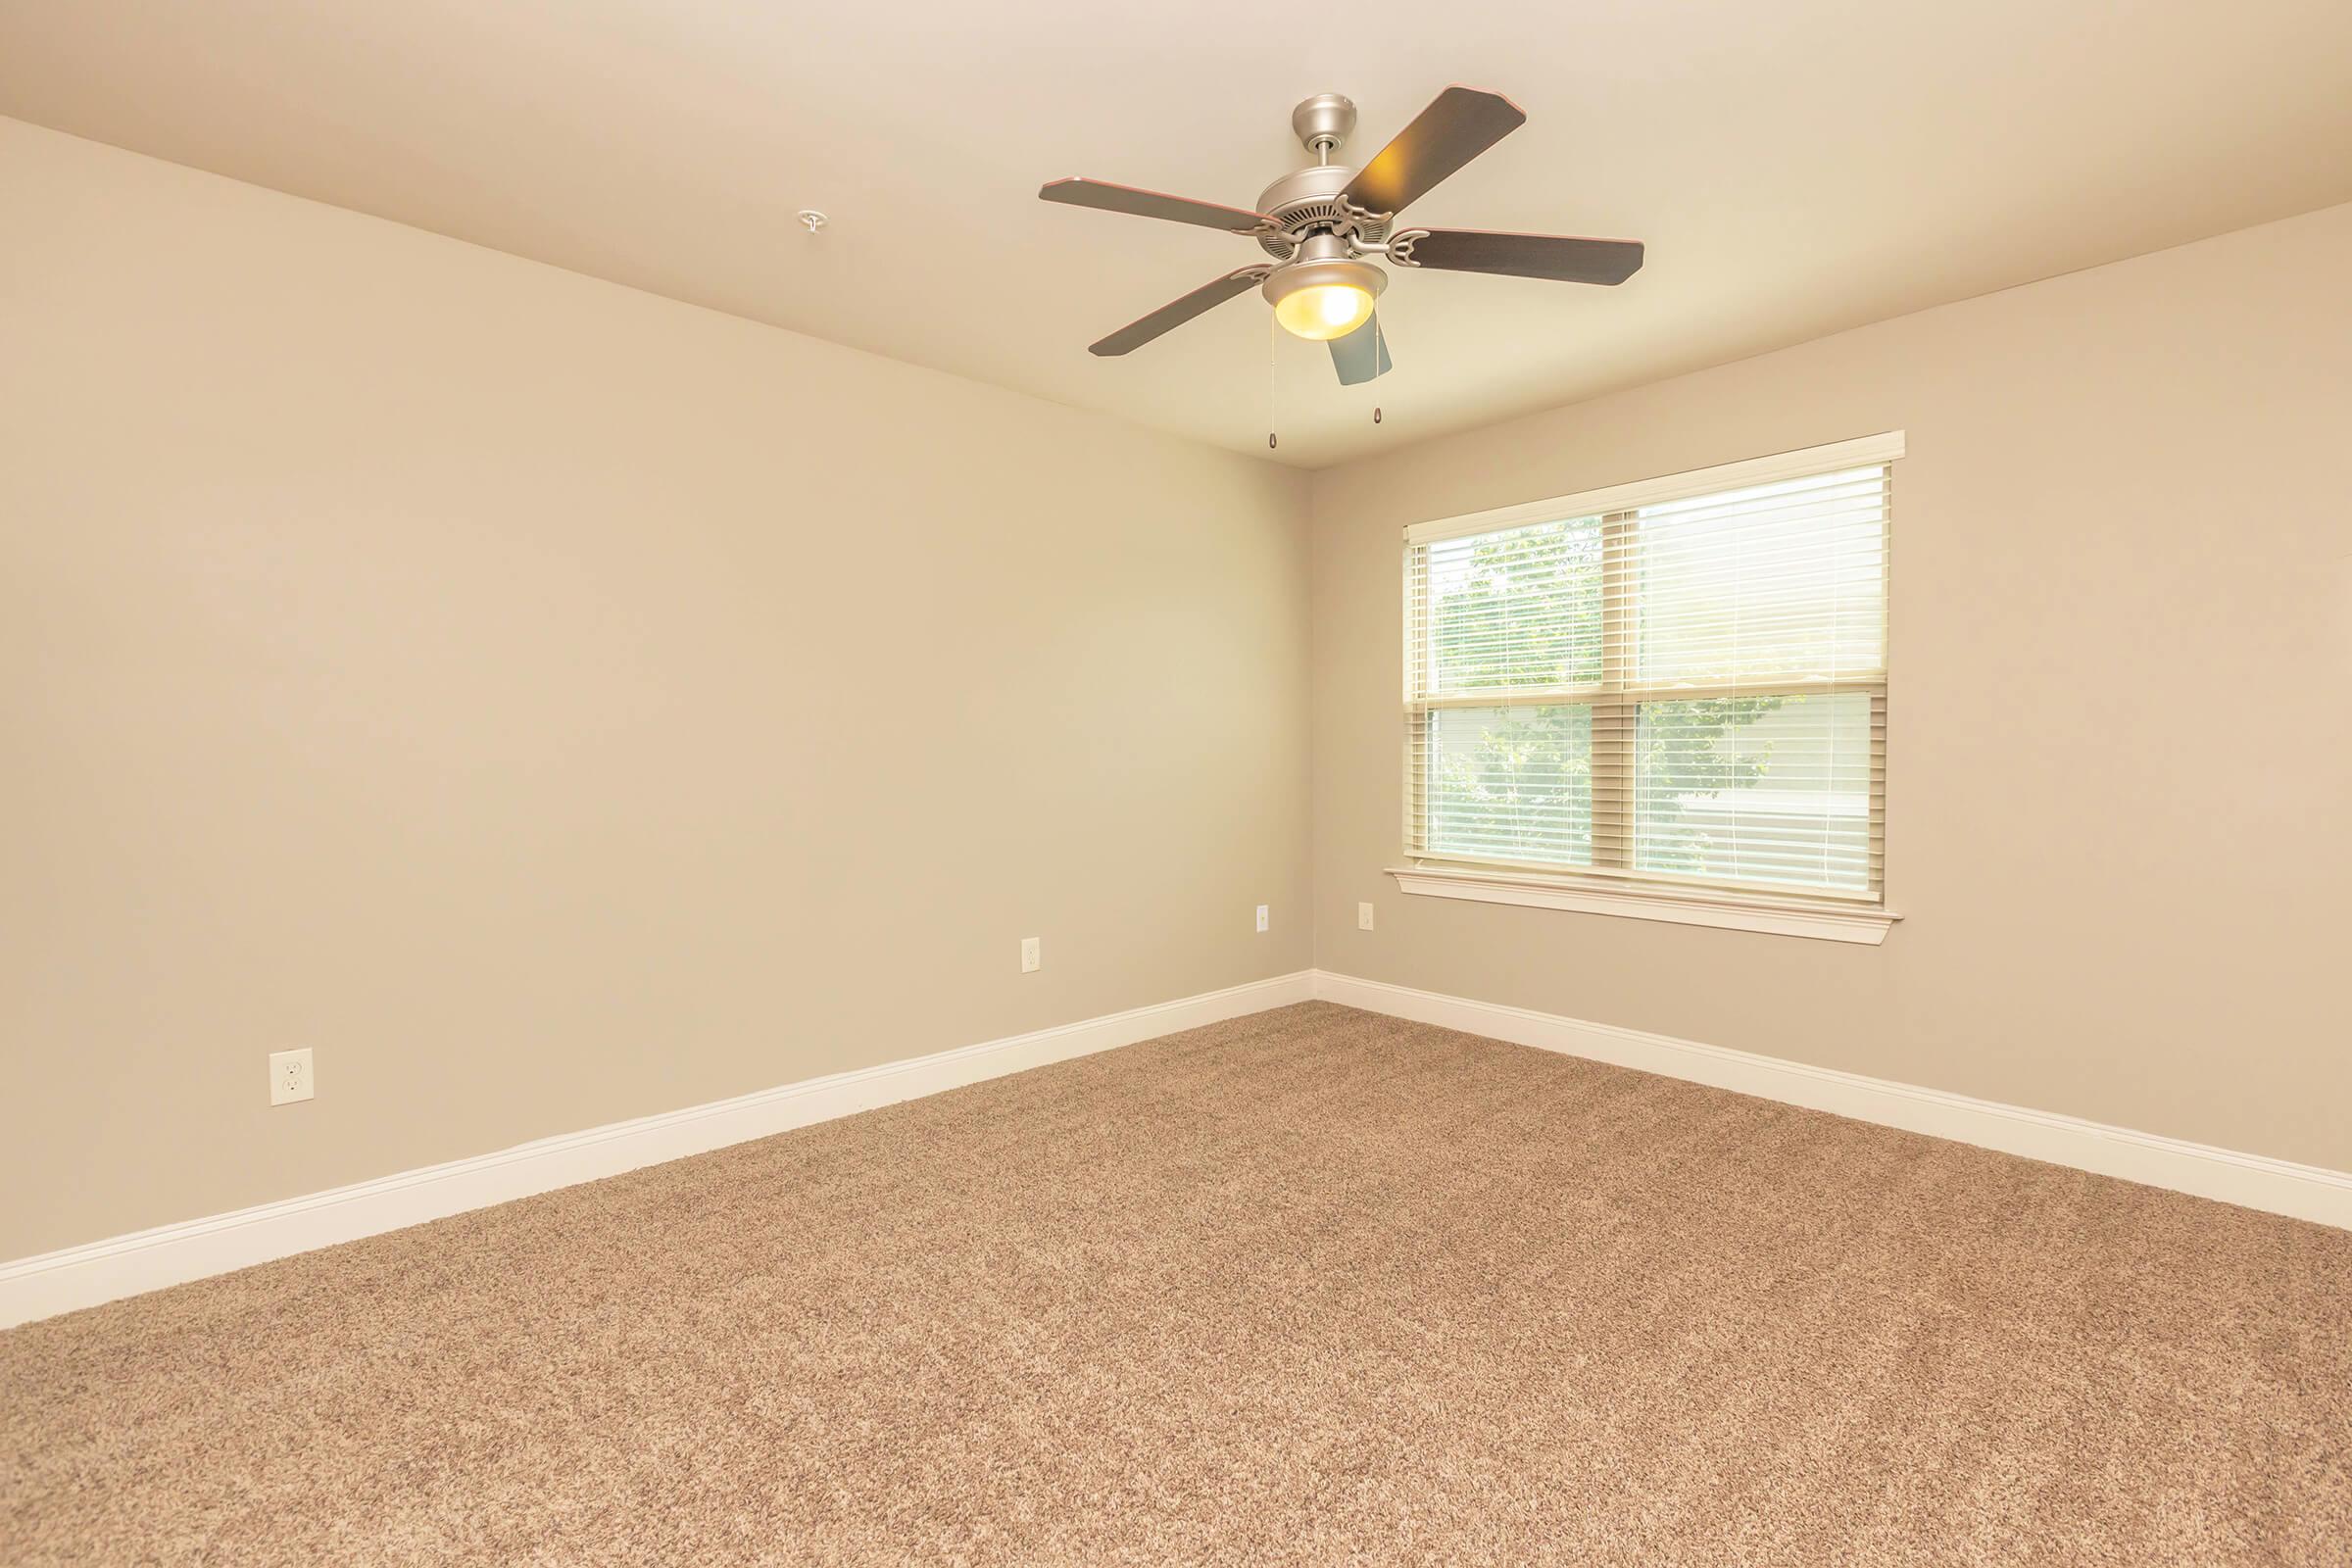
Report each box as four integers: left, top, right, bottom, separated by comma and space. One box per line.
1398, 433, 1900, 942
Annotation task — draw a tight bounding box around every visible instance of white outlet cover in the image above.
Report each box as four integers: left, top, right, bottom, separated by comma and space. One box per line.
1255, 905, 1270, 933
1020, 937, 1041, 973
269, 1047, 314, 1106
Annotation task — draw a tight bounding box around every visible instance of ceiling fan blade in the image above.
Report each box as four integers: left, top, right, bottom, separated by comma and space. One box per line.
1329, 316, 1393, 385
1089, 268, 1270, 357
1040, 177, 1274, 235
1397, 228, 1644, 284
1340, 86, 1526, 218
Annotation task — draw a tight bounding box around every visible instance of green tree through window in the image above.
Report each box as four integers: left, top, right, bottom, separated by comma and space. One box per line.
1406, 457, 1890, 899
1422, 519, 1792, 874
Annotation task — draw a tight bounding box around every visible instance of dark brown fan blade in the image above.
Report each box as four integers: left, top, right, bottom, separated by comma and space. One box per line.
1089, 268, 1270, 357
1399, 228, 1644, 284
1340, 86, 1526, 218
1040, 178, 1274, 234
1328, 315, 1393, 385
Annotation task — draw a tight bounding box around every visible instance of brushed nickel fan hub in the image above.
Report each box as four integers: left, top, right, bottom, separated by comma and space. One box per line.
1254, 161, 1351, 217
1253, 162, 1395, 260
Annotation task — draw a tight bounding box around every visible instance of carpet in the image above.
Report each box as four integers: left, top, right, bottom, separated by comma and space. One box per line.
4, 1001, 2347, 1564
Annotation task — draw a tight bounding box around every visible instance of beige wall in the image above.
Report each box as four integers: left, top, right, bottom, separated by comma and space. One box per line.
1311, 201, 2352, 1172
7, 115, 2347, 1265
0, 120, 1310, 1258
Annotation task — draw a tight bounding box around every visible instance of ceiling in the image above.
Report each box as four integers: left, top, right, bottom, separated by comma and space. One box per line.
6, 1, 2350, 468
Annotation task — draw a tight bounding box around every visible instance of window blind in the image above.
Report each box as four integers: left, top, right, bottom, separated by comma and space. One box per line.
1402, 435, 1896, 904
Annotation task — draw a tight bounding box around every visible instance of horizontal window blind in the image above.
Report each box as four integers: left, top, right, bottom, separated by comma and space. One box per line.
1403, 437, 1895, 904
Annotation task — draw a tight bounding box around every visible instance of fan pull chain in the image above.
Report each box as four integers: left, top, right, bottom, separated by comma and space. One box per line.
1267, 310, 1279, 450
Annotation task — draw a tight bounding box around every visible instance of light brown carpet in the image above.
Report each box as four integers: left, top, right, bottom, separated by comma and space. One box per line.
4, 1002, 2348, 1565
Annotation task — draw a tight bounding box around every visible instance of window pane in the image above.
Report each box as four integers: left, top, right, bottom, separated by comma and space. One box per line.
1635, 692, 1874, 892
1424, 516, 1602, 693
1635, 467, 1886, 685
1425, 705, 1592, 867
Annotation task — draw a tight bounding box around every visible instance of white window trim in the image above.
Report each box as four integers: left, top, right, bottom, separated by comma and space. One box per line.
1402, 430, 1906, 546
1387, 863, 1900, 945
1399, 431, 1905, 941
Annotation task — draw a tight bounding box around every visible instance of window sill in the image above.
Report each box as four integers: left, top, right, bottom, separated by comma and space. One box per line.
1385, 864, 1900, 945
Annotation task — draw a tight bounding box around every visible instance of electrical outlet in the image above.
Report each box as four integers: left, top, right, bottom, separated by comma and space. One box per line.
1020, 936, 1041, 974
269, 1048, 314, 1106
1357, 901, 1376, 931
1255, 905, 1270, 934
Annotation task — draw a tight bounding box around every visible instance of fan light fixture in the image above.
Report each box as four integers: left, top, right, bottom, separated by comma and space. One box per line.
1270, 280, 1375, 341
1262, 240, 1385, 342
1038, 87, 1645, 381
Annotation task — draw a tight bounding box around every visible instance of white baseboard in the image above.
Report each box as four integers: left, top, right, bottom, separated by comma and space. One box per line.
1312, 970, 2352, 1231
0, 970, 1315, 1328
13, 965, 2339, 1329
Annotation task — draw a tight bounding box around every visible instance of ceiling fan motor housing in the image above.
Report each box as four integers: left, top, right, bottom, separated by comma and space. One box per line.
1253, 162, 1395, 261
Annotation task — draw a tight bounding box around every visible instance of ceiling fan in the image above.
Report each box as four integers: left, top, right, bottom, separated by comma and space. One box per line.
1039, 87, 1643, 384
